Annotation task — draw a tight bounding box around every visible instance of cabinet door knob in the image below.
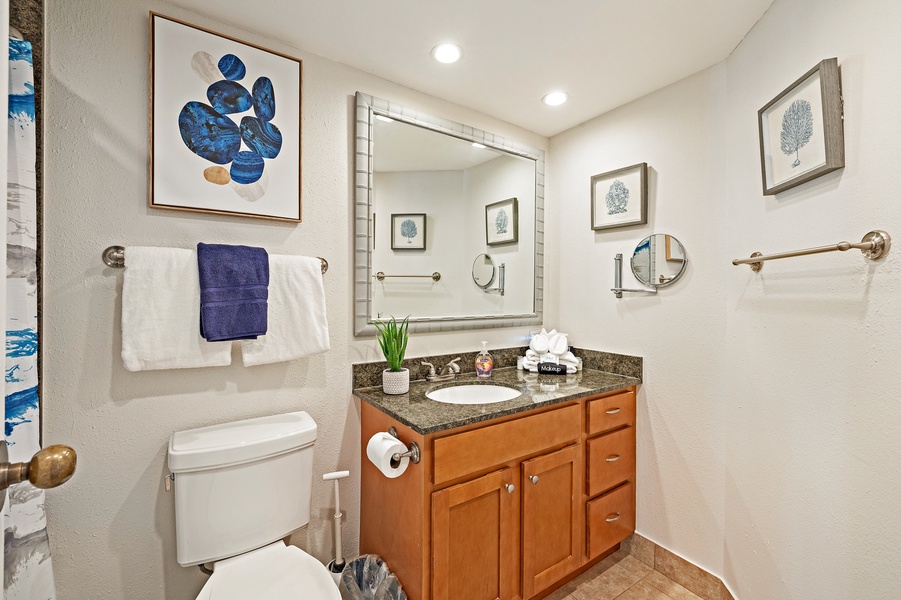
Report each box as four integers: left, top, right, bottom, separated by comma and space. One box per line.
605, 407, 621, 414
505, 484, 515, 494
529, 475, 539, 485
606, 513, 621, 522
605, 454, 621, 462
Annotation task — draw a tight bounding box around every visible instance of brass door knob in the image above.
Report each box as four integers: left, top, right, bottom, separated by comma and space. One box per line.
0, 444, 77, 491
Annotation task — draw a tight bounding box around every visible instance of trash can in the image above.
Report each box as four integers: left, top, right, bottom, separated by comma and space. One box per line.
339, 555, 407, 600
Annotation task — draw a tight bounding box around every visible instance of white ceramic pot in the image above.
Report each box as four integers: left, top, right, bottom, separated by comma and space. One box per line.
382, 368, 410, 395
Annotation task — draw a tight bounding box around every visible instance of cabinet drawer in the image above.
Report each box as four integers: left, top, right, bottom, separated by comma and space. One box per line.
587, 482, 635, 560
433, 404, 581, 486
587, 426, 635, 497
587, 390, 635, 436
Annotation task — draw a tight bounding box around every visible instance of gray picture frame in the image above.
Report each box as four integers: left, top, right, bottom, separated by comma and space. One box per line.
391, 213, 426, 250
758, 58, 844, 196
590, 163, 648, 231
485, 197, 519, 245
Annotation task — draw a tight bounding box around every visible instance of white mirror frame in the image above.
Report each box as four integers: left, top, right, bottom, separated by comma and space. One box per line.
354, 92, 545, 336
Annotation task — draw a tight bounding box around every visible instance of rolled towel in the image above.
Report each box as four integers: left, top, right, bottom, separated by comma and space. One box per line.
197, 243, 269, 341
548, 332, 568, 355
558, 351, 578, 365
530, 328, 549, 353
525, 349, 540, 359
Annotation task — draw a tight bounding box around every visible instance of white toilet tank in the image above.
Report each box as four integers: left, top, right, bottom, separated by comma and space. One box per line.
168, 411, 318, 567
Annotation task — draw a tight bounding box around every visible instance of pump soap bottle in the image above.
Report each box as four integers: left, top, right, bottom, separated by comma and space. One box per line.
475, 341, 494, 378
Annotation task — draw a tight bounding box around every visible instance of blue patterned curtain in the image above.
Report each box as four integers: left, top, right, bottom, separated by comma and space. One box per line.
4, 36, 57, 600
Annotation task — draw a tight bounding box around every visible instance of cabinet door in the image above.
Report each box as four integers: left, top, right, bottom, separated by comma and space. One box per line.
432, 468, 516, 600
521, 445, 581, 598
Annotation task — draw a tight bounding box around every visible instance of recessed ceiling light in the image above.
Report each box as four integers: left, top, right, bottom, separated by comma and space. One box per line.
542, 91, 569, 106
375, 115, 394, 123
431, 43, 462, 64
472, 142, 486, 149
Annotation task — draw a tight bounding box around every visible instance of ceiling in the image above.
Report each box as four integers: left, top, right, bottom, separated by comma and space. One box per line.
167, 0, 774, 138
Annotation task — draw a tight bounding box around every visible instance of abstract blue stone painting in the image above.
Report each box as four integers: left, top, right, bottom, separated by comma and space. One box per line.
590, 163, 648, 231
6, 37, 59, 600
151, 14, 302, 221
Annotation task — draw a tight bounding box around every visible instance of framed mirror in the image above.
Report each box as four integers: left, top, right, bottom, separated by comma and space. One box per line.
631, 234, 688, 288
354, 92, 545, 335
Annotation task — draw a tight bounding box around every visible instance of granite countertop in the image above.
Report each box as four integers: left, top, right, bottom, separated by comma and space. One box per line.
354, 367, 640, 435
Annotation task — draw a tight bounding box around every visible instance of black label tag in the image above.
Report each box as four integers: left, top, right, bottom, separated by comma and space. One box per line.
537, 362, 567, 375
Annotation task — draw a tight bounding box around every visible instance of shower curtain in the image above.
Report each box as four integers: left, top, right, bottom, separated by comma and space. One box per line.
4, 36, 57, 600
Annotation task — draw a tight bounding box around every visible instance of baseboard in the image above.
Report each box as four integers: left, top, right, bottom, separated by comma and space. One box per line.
621, 534, 736, 600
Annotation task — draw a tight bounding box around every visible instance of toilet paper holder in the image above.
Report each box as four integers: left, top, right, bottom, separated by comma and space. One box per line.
387, 427, 421, 466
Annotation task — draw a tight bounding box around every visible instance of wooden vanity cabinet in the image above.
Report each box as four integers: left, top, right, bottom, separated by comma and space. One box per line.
360, 385, 637, 600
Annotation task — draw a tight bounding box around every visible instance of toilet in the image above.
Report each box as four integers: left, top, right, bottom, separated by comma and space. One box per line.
167, 411, 342, 600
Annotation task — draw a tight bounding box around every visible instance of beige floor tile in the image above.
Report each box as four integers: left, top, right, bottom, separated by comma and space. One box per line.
569, 563, 644, 600
654, 546, 721, 600
622, 533, 656, 568
613, 580, 672, 600
643, 570, 704, 600
617, 555, 654, 578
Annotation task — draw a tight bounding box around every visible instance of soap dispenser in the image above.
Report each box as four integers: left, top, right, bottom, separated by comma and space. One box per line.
475, 341, 493, 378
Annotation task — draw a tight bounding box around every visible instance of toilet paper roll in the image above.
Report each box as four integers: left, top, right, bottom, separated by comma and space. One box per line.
366, 432, 410, 479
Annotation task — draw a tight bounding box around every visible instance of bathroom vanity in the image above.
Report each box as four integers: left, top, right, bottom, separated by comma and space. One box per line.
355, 367, 639, 600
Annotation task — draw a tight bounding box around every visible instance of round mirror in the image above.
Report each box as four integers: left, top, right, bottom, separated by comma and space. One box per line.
472, 253, 496, 288
631, 234, 687, 288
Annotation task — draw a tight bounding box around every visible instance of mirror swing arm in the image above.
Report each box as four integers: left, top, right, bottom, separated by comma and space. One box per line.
611, 253, 657, 298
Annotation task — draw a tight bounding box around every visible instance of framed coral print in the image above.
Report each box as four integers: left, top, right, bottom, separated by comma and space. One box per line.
591, 163, 647, 231
486, 198, 518, 246
150, 13, 302, 222
391, 213, 426, 250
758, 58, 844, 196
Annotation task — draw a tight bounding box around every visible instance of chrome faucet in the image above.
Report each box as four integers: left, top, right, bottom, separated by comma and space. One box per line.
422, 358, 462, 382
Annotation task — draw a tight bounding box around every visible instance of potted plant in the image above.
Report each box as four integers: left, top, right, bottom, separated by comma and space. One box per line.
374, 315, 410, 394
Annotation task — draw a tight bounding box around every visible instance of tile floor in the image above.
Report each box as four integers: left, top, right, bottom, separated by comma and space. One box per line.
545, 551, 703, 600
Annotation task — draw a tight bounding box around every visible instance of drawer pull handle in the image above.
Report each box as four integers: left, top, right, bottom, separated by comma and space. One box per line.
605, 407, 621, 414
505, 484, 515, 494
605, 454, 621, 462
529, 475, 539, 485
606, 513, 621, 522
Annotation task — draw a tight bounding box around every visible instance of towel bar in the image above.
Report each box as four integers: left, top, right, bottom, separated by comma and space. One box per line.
732, 230, 890, 272
102, 245, 329, 274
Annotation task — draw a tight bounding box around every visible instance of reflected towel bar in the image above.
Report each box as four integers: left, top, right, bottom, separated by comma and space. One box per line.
373, 271, 441, 282
101, 245, 329, 274
732, 230, 890, 272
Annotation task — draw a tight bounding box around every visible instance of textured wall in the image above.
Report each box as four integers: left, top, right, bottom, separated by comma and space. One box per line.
42, 2, 545, 599
548, 0, 901, 598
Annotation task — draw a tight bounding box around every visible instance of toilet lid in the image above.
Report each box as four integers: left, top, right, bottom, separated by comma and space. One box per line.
197, 542, 341, 600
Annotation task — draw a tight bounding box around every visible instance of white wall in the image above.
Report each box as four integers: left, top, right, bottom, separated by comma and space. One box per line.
549, 0, 901, 598
42, 2, 546, 599
372, 170, 467, 318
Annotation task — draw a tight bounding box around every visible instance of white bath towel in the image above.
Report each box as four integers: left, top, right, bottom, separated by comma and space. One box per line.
241, 255, 330, 366
121, 247, 232, 371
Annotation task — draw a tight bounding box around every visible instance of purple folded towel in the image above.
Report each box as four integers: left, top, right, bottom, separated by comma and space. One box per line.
197, 243, 269, 342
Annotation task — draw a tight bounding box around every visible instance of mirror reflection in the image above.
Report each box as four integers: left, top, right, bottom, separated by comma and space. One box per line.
354, 92, 545, 335
631, 234, 687, 288
472, 253, 495, 288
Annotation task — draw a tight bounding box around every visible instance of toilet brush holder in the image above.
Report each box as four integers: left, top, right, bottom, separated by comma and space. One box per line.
323, 470, 350, 588
326, 559, 344, 586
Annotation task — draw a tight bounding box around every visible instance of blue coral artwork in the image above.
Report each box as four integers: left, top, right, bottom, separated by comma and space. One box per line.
151, 14, 301, 221
590, 163, 648, 231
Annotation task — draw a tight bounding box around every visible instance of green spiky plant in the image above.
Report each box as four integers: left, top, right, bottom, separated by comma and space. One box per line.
373, 315, 409, 372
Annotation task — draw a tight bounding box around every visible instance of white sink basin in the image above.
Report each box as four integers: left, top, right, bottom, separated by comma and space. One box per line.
426, 384, 522, 405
